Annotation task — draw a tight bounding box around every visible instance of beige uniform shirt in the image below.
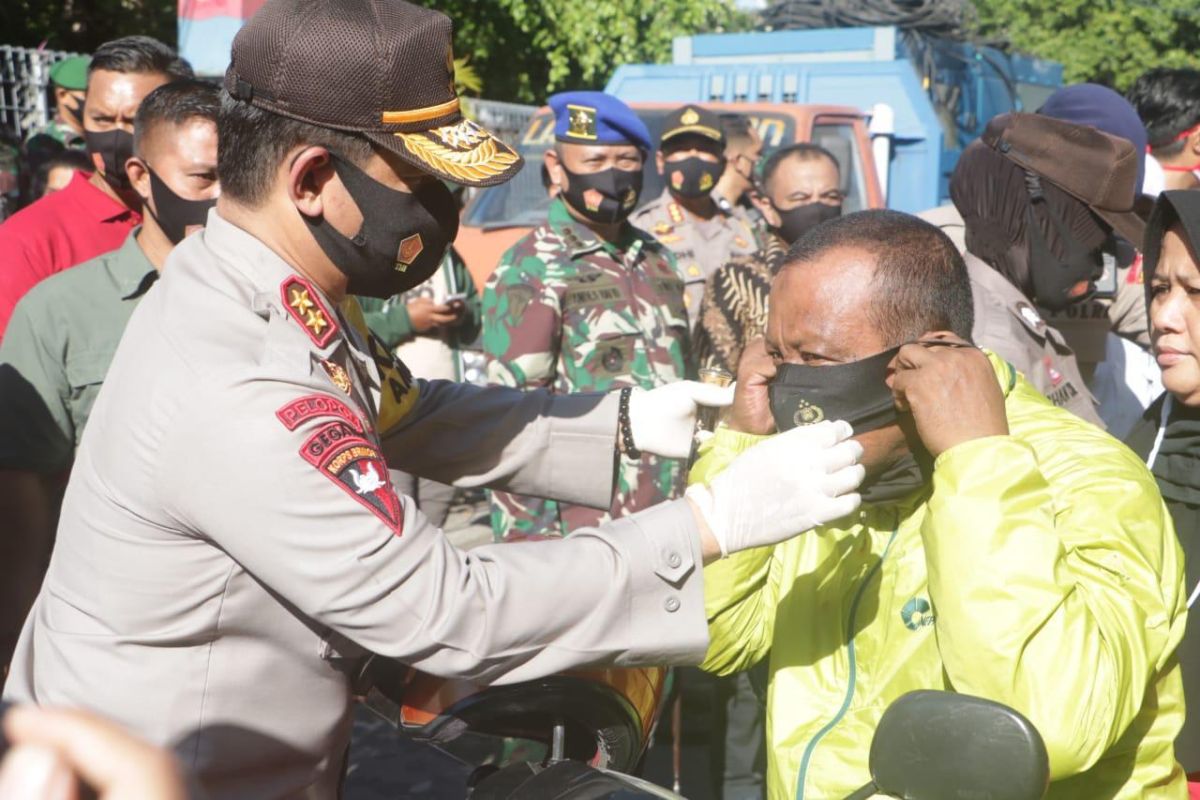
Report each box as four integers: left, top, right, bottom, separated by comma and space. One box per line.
918, 205, 1103, 428
2, 211, 707, 799
966, 253, 1104, 427
632, 188, 759, 324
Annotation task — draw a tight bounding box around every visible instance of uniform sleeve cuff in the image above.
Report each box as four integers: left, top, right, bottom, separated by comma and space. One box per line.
604, 498, 709, 664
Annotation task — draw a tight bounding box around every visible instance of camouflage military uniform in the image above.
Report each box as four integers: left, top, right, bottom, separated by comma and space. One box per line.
482, 197, 691, 538
632, 188, 760, 324
24, 119, 85, 150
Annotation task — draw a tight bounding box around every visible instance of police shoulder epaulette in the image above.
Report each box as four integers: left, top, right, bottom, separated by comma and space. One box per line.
281, 274, 338, 348
668, 202, 684, 224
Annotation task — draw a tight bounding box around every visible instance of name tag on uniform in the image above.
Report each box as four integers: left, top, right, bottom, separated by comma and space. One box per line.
564, 273, 623, 308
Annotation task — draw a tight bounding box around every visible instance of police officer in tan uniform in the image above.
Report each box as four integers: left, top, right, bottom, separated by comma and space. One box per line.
2, 2, 866, 797
633, 104, 759, 324
918, 202, 1102, 428
928, 112, 1150, 430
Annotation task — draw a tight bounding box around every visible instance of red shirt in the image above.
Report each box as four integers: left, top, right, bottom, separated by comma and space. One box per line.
0, 172, 140, 339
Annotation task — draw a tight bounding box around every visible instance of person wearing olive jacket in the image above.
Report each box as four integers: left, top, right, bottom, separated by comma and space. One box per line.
697, 209, 1187, 799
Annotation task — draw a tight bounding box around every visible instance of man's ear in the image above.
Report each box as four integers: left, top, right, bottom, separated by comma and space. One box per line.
543, 148, 565, 192
1189, 130, 1200, 160
288, 146, 335, 219
125, 156, 151, 207
655, 149, 665, 176
752, 192, 780, 228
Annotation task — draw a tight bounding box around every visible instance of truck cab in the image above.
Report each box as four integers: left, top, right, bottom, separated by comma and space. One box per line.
456, 101, 883, 287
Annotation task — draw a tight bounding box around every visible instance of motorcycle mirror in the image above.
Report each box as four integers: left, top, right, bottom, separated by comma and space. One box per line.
845, 690, 1049, 800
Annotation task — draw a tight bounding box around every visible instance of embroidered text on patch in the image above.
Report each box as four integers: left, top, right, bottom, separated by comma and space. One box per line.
276, 394, 364, 432
299, 425, 404, 534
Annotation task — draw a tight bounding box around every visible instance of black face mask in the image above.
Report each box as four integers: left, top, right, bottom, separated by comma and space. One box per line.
774, 201, 842, 245
84, 128, 134, 190
769, 344, 930, 504
769, 345, 901, 436
303, 152, 459, 300
145, 168, 215, 245
560, 165, 642, 225
1023, 173, 1105, 312
63, 95, 84, 127
667, 156, 725, 200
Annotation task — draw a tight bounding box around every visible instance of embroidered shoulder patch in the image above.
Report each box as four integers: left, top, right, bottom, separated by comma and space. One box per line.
300, 426, 404, 534
281, 275, 338, 349
276, 393, 364, 433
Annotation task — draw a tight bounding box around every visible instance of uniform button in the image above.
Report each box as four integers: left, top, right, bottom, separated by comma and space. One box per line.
664, 596, 681, 613
603, 347, 624, 372
666, 551, 682, 568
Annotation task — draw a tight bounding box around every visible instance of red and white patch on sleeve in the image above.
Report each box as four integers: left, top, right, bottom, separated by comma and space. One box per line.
277, 396, 401, 534
276, 394, 365, 433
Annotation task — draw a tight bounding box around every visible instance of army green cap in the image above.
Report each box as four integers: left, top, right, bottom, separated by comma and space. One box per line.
49, 56, 90, 90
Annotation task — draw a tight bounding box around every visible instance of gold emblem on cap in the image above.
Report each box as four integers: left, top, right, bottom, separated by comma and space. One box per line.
793, 400, 825, 427
681, 108, 700, 125
567, 104, 598, 140
396, 121, 519, 184
396, 234, 424, 270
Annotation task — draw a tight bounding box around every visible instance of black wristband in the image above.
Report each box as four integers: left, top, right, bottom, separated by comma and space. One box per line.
617, 387, 642, 459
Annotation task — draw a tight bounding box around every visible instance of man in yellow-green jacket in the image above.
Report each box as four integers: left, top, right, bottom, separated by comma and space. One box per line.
690, 209, 1188, 799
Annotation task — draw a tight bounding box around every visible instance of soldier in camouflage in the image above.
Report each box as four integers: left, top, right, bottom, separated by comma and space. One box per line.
24, 57, 90, 152
482, 91, 691, 538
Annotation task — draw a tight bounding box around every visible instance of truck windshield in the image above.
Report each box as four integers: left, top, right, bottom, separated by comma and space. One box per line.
463, 108, 797, 230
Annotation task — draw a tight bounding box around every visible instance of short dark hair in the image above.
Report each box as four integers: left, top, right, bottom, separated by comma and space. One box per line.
88, 36, 193, 82
33, 149, 92, 198
719, 114, 755, 148
763, 143, 840, 190
133, 79, 220, 157
1127, 68, 1200, 155
783, 209, 974, 345
217, 91, 374, 206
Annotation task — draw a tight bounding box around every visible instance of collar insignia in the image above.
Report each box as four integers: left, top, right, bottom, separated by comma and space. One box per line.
321, 359, 353, 395
282, 275, 338, 349
668, 203, 684, 224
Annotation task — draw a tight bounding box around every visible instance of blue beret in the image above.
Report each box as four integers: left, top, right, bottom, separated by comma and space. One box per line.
549, 91, 651, 152
1039, 84, 1148, 195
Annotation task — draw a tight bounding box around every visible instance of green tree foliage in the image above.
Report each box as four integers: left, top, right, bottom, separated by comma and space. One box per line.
423, 0, 750, 103
973, 0, 1200, 90
1, 0, 174, 53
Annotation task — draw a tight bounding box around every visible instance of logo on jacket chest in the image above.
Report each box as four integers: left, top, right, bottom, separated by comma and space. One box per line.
900, 597, 936, 631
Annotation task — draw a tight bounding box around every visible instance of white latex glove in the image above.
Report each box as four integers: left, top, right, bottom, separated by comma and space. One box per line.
627, 381, 735, 459
686, 420, 865, 557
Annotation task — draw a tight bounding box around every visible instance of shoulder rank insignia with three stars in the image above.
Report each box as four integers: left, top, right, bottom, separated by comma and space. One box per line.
668, 203, 684, 224
282, 275, 338, 349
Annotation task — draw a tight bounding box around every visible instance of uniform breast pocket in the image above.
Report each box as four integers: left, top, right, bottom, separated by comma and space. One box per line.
63, 348, 116, 446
